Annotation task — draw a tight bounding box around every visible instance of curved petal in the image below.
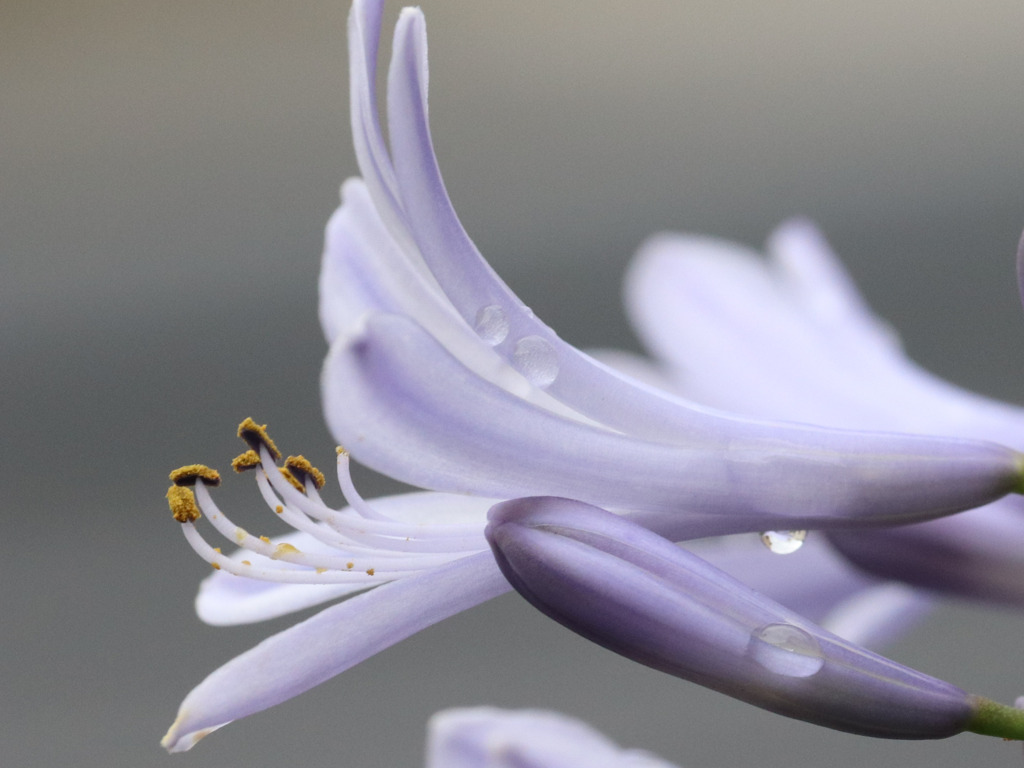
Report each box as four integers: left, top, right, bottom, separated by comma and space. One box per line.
383, 9, 782, 443
162, 551, 510, 753
322, 311, 1023, 525
427, 708, 681, 768
319, 179, 589, 420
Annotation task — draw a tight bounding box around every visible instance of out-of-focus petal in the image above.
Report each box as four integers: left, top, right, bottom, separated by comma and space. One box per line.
162, 551, 510, 753
427, 707, 681, 768
323, 311, 1023, 524
626, 223, 1024, 444
486, 497, 981, 739
828, 498, 1024, 607
684, 535, 880, 625
820, 583, 933, 649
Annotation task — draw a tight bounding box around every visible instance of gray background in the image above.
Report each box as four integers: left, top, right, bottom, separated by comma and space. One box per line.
4, 1, 1024, 766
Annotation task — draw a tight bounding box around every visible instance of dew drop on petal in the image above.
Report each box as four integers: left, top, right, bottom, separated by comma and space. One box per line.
512, 335, 559, 388
747, 623, 824, 678
760, 529, 807, 554
474, 304, 510, 346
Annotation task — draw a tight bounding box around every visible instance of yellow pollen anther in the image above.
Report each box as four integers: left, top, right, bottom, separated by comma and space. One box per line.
237, 418, 281, 462
231, 450, 261, 473
166, 486, 201, 523
169, 464, 221, 487
284, 455, 326, 490
279, 467, 304, 492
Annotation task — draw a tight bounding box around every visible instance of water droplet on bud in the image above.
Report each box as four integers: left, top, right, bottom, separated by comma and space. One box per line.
760, 529, 807, 554
748, 623, 824, 678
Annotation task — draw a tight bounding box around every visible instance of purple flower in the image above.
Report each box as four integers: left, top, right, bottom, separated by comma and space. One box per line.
161, 0, 1024, 753
427, 708, 680, 768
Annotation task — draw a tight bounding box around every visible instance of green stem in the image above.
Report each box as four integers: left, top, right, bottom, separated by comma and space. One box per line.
966, 696, 1024, 740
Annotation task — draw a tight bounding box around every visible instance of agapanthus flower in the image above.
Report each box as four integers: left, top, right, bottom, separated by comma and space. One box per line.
427, 707, 680, 768
161, 0, 1024, 753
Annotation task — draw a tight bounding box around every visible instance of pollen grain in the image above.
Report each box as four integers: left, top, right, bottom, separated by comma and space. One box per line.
169, 464, 221, 487
166, 485, 201, 523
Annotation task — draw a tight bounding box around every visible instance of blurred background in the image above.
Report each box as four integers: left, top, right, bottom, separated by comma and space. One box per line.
4, 0, 1024, 766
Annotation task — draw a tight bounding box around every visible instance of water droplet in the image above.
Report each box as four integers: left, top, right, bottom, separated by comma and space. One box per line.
512, 335, 559, 388
760, 530, 807, 555
747, 623, 824, 678
473, 304, 509, 346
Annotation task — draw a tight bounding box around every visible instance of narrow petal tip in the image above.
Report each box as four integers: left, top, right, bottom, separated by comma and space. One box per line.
160, 710, 225, 754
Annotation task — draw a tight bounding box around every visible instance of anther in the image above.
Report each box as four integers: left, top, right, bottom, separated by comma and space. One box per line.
166, 485, 201, 523
169, 464, 221, 487
237, 417, 281, 461
284, 455, 326, 490
231, 450, 262, 473
279, 467, 304, 492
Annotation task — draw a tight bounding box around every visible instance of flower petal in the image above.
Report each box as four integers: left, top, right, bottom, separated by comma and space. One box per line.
162, 551, 510, 753
486, 497, 976, 739
828, 498, 1024, 607
427, 707, 681, 768
323, 311, 1024, 525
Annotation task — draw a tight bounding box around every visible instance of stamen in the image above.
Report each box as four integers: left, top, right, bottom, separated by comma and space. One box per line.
166, 485, 201, 523
169, 464, 221, 487
232, 450, 262, 473
237, 418, 282, 462
335, 447, 399, 521
285, 455, 326, 490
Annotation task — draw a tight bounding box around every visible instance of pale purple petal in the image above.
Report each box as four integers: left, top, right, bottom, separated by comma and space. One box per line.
162, 551, 510, 753
323, 311, 1023, 525
627, 224, 1024, 444
427, 708, 681, 768
486, 497, 976, 739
